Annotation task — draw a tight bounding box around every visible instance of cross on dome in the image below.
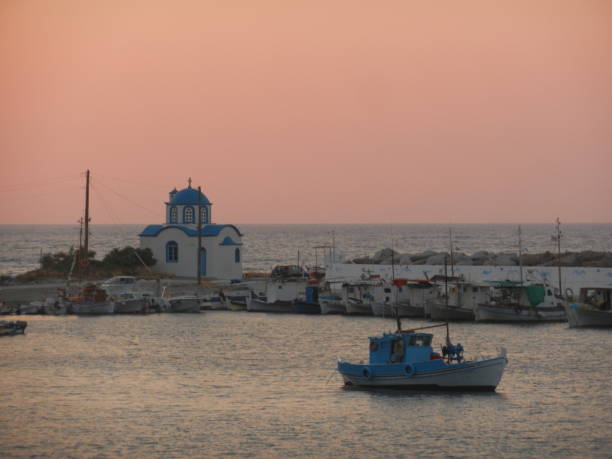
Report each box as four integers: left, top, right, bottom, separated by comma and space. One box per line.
187, 177, 192, 188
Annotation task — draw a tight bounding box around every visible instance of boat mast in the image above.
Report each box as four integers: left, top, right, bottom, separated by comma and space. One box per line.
556, 218, 562, 295
449, 228, 455, 278
518, 225, 524, 286
197, 185, 202, 284
83, 169, 90, 267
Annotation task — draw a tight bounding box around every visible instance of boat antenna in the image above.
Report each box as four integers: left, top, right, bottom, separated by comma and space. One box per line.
444, 254, 450, 345
390, 233, 402, 332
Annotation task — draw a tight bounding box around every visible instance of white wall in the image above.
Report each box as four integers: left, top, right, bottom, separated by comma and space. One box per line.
139, 226, 243, 280
326, 263, 612, 292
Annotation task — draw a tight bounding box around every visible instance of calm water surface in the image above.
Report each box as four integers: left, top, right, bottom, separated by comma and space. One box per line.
2, 313, 610, 457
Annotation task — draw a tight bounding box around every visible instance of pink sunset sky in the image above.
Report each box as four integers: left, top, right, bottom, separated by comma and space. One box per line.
1, 1, 610, 225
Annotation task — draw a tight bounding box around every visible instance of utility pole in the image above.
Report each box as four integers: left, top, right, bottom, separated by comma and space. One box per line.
197, 186, 202, 284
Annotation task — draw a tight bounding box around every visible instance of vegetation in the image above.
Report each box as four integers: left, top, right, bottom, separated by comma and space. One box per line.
13, 246, 158, 282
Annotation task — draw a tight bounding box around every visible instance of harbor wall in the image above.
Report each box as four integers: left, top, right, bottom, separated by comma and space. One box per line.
326, 263, 612, 292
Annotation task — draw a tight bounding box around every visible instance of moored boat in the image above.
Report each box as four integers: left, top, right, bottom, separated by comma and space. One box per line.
564, 287, 612, 328
474, 281, 566, 323
341, 281, 377, 315
68, 284, 114, 315
0, 320, 27, 336
112, 292, 148, 314
337, 323, 507, 391
429, 281, 489, 322
319, 294, 346, 314
168, 295, 201, 313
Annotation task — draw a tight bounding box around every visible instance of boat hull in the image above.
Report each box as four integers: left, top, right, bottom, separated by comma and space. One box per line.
475, 304, 566, 322
338, 355, 507, 391
565, 303, 612, 328
291, 302, 321, 314
113, 298, 146, 314
371, 302, 394, 317
0, 320, 27, 336
169, 298, 201, 313
345, 301, 373, 316
320, 300, 346, 315
247, 299, 293, 313
71, 302, 114, 315
430, 303, 475, 321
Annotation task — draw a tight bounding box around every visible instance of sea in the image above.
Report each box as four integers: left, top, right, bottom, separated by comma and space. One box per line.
1, 224, 611, 458
1, 223, 611, 276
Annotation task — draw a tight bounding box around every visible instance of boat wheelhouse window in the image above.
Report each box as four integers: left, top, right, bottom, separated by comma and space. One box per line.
166, 241, 178, 263
170, 206, 178, 223
184, 206, 194, 223
408, 335, 432, 347
384, 288, 391, 293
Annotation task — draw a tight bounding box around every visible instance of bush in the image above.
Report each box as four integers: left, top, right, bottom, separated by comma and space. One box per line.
102, 246, 156, 270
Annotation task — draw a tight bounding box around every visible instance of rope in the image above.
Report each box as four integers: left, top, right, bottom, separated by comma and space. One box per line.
90, 181, 154, 275
92, 178, 159, 218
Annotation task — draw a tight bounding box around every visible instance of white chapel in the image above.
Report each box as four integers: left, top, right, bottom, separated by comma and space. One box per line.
139, 179, 243, 280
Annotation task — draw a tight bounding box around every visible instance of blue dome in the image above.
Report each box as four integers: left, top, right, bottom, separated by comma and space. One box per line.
169, 187, 211, 206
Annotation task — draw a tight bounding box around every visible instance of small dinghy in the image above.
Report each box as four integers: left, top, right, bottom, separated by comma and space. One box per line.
337, 315, 507, 391
0, 320, 27, 336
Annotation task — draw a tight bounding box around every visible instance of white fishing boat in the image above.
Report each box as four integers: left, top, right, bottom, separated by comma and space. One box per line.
474, 281, 566, 322
199, 292, 228, 310
112, 292, 147, 314
341, 280, 378, 315
319, 294, 346, 314
429, 280, 489, 321
564, 287, 612, 328
246, 266, 308, 313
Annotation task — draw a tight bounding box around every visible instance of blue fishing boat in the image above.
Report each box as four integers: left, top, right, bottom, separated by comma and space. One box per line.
337, 319, 507, 391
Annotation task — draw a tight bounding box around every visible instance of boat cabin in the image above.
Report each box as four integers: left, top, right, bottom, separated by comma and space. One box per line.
271, 265, 308, 280
578, 288, 611, 310
368, 332, 435, 365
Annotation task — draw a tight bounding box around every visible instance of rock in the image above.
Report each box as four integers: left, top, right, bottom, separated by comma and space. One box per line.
410, 250, 437, 264
372, 248, 399, 263
454, 254, 473, 265
398, 254, 413, 265
426, 253, 449, 265
352, 257, 374, 264
494, 253, 518, 266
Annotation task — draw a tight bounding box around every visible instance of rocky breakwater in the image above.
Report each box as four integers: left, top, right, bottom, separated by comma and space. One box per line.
350, 248, 612, 267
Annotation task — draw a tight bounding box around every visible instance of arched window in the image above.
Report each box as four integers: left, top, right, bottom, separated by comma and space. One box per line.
170, 206, 178, 223
166, 241, 178, 262
184, 206, 194, 223
235, 248, 240, 263
200, 207, 207, 224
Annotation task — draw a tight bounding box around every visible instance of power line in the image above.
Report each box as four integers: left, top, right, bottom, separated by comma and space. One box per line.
0, 174, 82, 193
92, 178, 160, 218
